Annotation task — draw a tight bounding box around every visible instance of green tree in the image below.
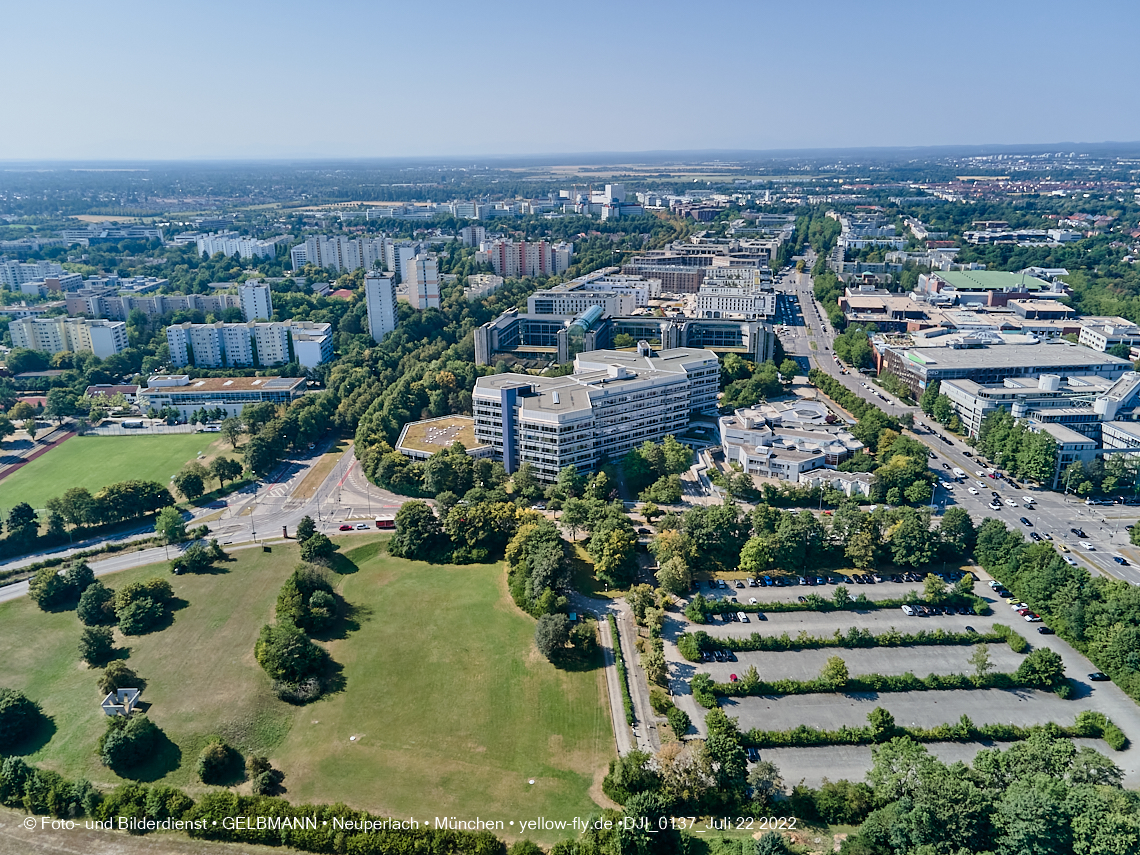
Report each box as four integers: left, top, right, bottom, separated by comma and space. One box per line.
23, 418, 37, 441
833, 584, 851, 608
78, 626, 115, 666
98, 714, 162, 772
739, 535, 772, 577
889, 509, 934, 567
299, 532, 337, 564
172, 464, 207, 501
45, 389, 75, 424
969, 643, 993, 680
197, 738, 239, 784
255, 621, 325, 684
748, 760, 784, 806
77, 581, 116, 626
923, 572, 947, 603
27, 566, 70, 611
560, 497, 590, 541
210, 456, 243, 488
295, 515, 316, 541
220, 417, 243, 449
819, 655, 849, 690
117, 598, 164, 635
534, 613, 570, 660
0, 688, 42, 747
655, 556, 691, 596
1015, 648, 1065, 689
868, 707, 898, 742
97, 661, 138, 696
155, 507, 186, 544
938, 507, 976, 555
388, 500, 444, 560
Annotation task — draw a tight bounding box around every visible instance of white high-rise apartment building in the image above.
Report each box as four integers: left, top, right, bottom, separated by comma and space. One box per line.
364, 272, 398, 342
409, 254, 440, 310
385, 240, 419, 283
460, 225, 486, 246
166, 321, 333, 369
0, 260, 65, 288
195, 231, 278, 260
290, 235, 388, 274
10, 317, 128, 359
239, 281, 273, 322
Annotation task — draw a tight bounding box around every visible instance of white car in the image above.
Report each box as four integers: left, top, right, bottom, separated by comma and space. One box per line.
748, 597, 758, 605
1004, 498, 1018, 507
1078, 541, 1095, 551
1063, 556, 1078, 566
975, 480, 986, 488
976, 470, 986, 477
901, 605, 916, 616
968, 487, 979, 495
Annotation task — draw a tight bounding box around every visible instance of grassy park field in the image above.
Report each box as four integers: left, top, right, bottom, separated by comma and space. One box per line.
0, 434, 222, 509
0, 537, 613, 838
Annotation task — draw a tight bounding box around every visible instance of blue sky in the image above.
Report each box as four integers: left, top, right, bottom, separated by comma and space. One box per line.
2, 0, 1137, 160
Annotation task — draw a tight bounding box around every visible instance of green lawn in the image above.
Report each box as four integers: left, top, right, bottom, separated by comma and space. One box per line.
0, 434, 220, 509
0, 537, 613, 841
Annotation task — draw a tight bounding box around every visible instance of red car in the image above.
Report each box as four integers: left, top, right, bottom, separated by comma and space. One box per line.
338, 524, 352, 531
729, 674, 738, 682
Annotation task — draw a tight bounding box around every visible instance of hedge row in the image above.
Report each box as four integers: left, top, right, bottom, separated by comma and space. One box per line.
608, 614, 635, 726
686, 591, 989, 622
0, 760, 506, 854
0, 535, 164, 587
741, 710, 1128, 751
677, 625, 1025, 661
698, 668, 1042, 702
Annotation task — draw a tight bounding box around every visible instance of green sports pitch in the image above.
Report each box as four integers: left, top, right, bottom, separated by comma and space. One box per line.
0, 433, 220, 510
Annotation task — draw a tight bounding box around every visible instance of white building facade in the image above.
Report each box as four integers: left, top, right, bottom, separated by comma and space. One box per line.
166, 321, 333, 369
365, 272, 398, 342
10, 317, 128, 358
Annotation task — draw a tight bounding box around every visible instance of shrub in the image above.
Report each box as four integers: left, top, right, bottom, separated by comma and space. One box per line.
117, 597, 164, 635
98, 662, 139, 697
77, 581, 116, 626
676, 632, 702, 661
27, 566, 72, 611
197, 739, 240, 785
275, 565, 335, 633
255, 622, 325, 686
78, 627, 115, 666
992, 623, 1029, 653
299, 532, 337, 564
98, 715, 162, 772
608, 615, 635, 725
271, 678, 322, 704
0, 688, 42, 747
534, 613, 570, 661
649, 687, 672, 714
665, 705, 691, 736
1103, 721, 1129, 751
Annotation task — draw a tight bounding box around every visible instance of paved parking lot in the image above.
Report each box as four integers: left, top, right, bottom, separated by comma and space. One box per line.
662, 575, 1140, 789
695, 575, 946, 606
699, 644, 1025, 683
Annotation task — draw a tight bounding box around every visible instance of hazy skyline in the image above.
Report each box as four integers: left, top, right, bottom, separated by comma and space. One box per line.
4, 0, 1139, 161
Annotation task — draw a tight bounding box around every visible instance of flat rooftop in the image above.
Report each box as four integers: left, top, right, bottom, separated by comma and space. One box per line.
145, 376, 306, 393
932, 270, 1050, 291
397, 415, 487, 454
898, 342, 1133, 371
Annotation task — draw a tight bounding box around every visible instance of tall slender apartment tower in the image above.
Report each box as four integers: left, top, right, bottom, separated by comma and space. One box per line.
364, 272, 398, 342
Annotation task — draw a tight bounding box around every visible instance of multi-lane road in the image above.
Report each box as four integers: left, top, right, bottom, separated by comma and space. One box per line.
774, 264, 1140, 586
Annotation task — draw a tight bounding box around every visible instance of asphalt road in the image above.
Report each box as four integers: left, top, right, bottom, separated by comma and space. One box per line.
775, 267, 1140, 585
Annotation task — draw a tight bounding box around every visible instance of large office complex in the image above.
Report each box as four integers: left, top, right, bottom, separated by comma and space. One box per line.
694, 268, 776, 320
472, 343, 719, 479
239, 281, 273, 322
166, 321, 333, 369
140, 374, 306, 419
10, 317, 128, 358
474, 306, 776, 366
364, 272, 398, 342
875, 333, 1133, 398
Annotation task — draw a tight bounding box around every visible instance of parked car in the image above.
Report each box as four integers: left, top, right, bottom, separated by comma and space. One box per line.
737, 612, 749, 623
735, 580, 746, 588
1089, 672, 1110, 682
1037, 626, 1055, 635
901, 605, 915, 616
1023, 613, 1042, 622
729, 674, 739, 682
748, 597, 758, 605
